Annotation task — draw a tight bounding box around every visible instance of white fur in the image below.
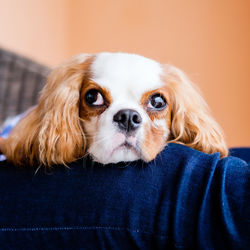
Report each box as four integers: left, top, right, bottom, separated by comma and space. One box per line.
86, 52, 165, 164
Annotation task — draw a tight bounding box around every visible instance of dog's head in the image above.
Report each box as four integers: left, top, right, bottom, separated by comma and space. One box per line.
5, 52, 228, 166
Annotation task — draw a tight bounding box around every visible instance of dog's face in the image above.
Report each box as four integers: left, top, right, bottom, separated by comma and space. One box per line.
4, 52, 228, 166
80, 53, 171, 164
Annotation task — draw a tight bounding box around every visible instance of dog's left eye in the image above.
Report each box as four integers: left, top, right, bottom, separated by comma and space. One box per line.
85, 89, 104, 106
147, 94, 167, 110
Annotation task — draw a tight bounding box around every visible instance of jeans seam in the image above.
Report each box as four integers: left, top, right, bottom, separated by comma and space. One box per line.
0, 226, 168, 238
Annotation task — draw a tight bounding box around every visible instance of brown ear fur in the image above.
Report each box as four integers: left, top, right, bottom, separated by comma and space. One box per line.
4, 55, 92, 166
163, 65, 228, 158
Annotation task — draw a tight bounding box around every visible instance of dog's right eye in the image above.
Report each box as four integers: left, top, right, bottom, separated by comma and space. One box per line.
85, 89, 104, 106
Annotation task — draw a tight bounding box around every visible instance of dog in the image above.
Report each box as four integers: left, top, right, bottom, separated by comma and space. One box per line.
0, 52, 228, 166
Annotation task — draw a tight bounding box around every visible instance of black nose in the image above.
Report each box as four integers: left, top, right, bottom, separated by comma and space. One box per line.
113, 109, 142, 133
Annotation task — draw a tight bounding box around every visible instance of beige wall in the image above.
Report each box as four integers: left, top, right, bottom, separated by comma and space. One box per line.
0, 0, 249, 147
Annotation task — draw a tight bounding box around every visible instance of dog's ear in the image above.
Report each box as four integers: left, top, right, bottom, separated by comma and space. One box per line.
0, 137, 5, 154
5, 54, 92, 166
163, 65, 228, 158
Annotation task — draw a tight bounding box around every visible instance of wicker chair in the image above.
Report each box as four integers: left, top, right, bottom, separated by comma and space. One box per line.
0, 48, 49, 126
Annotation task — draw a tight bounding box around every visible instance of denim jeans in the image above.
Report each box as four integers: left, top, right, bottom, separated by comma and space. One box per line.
0, 143, 249, 249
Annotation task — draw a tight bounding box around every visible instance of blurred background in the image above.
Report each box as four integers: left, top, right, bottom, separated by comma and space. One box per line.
0, 0, 249, 147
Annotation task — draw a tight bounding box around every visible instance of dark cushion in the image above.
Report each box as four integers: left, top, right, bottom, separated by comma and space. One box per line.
0, 143, 249, 249
0, 48, 49, 125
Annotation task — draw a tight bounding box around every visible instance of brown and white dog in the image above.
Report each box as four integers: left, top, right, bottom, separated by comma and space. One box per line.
0, 52, 228, 166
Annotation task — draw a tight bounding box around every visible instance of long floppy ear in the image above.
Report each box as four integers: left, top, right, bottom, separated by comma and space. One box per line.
4, 54, 92, 166
163, 65, 228, 158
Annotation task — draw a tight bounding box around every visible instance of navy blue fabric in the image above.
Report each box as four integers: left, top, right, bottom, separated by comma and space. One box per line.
0, 143, 249, 249
230, 147, 250, 163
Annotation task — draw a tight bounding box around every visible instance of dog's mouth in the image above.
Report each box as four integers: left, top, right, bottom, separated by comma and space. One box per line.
111, 139, 140, 157
88, 132, 143, 164
120, 141, 134, 149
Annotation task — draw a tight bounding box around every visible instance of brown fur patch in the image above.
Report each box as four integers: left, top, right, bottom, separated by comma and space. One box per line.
138, 87, 171, 161
140, 86, 171, 127
79, 80, 113, 121
140, 123, 167, 162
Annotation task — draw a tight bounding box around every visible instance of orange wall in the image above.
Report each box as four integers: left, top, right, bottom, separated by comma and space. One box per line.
0, 0, 249, 147
0, 0, 70, 64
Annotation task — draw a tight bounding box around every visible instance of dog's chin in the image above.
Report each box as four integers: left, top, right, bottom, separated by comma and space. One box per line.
89, 143, 141, 164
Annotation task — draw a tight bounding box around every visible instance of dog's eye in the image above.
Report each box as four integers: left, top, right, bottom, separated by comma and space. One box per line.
147, 94, 167, 110
85, 89, 104, 106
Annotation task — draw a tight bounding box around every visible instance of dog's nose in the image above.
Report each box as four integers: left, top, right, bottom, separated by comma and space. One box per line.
113, 109, 142, 133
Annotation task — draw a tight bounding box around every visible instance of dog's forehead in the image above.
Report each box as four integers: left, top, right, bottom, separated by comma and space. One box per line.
90, 52, 164, 96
